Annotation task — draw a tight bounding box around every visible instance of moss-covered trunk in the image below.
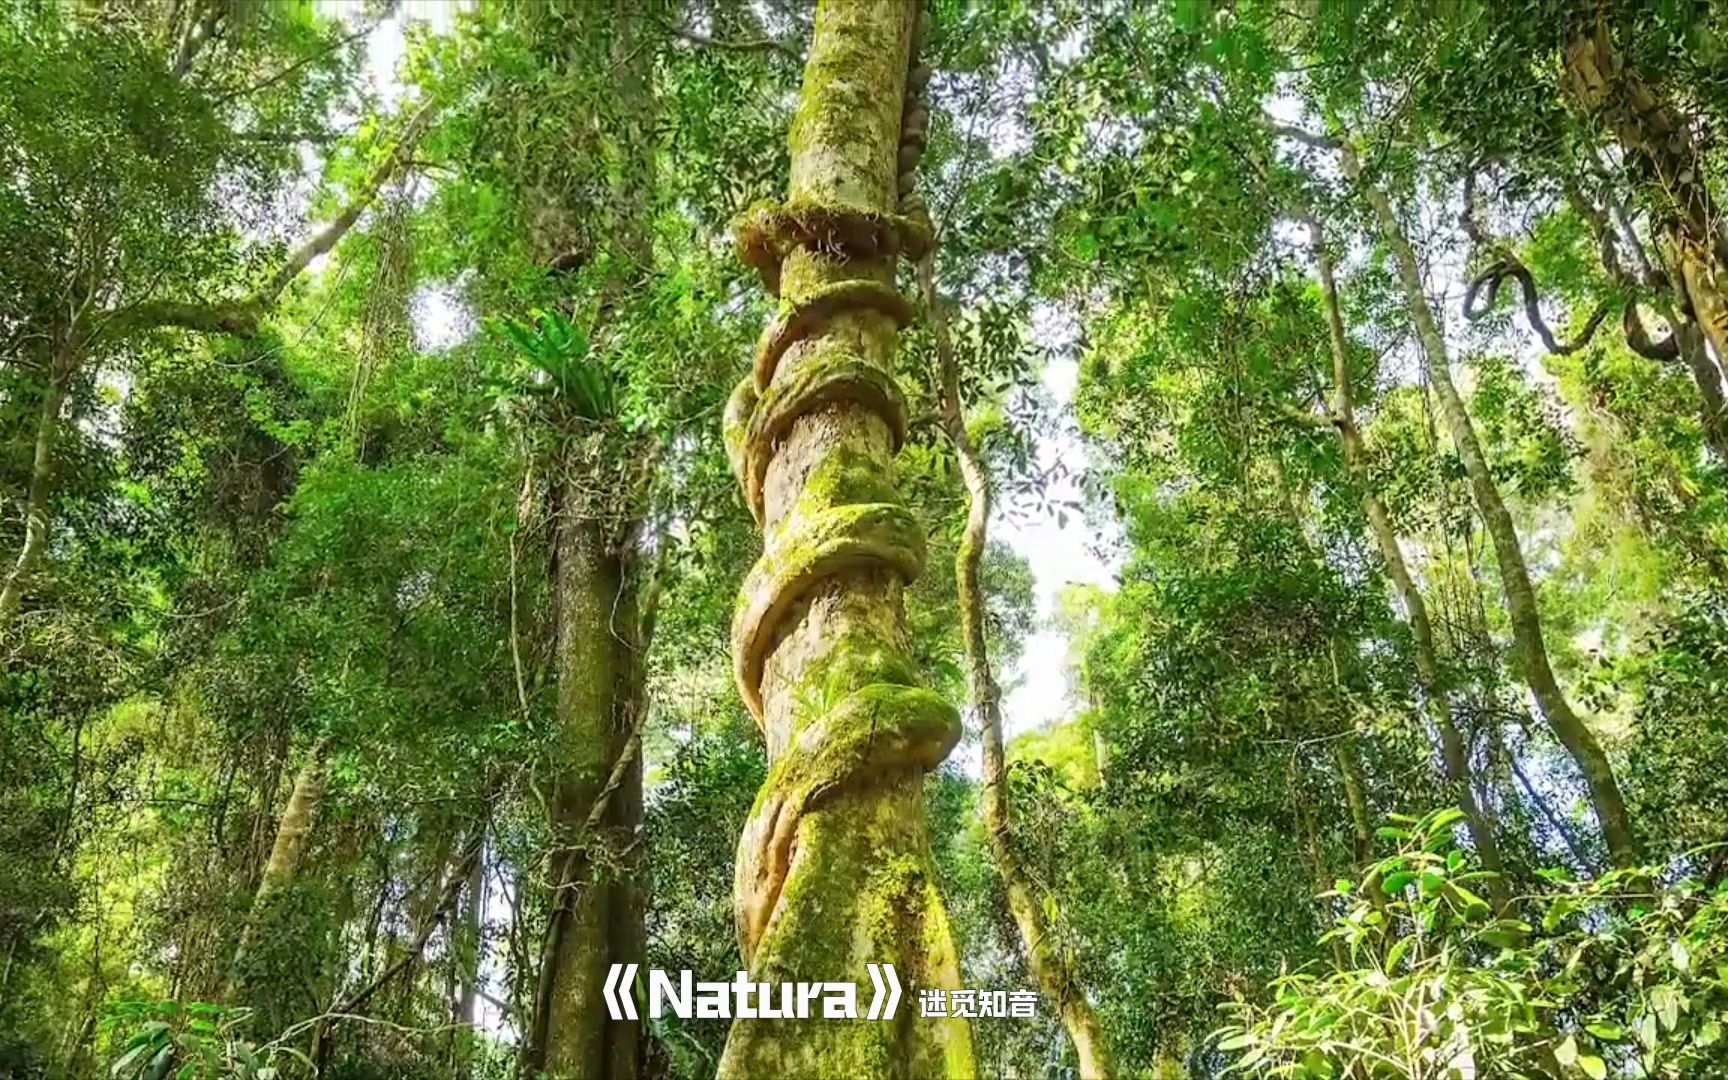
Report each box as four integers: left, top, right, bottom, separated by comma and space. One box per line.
718, 2, 973, 1075
1308, 217, 1512, 910
523, 3, 654, 1072
1347, 146, 1639, 869
254, 738, 329, 905
526, 498, 640, 1080
923, 259, 1114, 1078
230, 736, 330, 986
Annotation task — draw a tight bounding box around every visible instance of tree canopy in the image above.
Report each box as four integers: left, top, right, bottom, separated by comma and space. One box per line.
3, 2, 1727, 1079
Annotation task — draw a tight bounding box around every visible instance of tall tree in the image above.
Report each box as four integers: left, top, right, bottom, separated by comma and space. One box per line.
719, 1, 973, 1074
1299, 210, 1513, 912
923, 257, 1116, 1078
0, 3, 427, 633
494, 4, 659, 1074
1333, 139, 1640, 868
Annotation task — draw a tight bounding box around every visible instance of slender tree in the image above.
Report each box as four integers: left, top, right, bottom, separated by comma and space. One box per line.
1300, 212, 1513, 911
922, 258, 1116, 1078
229, 736, 331, 983
1335, 140, 1640, 868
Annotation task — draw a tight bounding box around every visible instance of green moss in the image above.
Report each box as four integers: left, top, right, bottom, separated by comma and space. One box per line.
723, 374, 758, 492
721, 3, 974, 1074
724, 780, 969, 1078
795, 443, 901, 516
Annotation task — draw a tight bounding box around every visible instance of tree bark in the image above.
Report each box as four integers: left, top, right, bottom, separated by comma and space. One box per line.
231, 736, 331, 979
922, 260, 1115, 1078
453, 826, 486, 1078
1656, 235, 1728, 459
1562, 19, 1728, 367
524, 503, 638, 1080
1305, 215, 1512, 911
1345, 145, 1639, 869
522, 2, 655, 1073
0, 369, 69, 630
718, 2, 972, 1074
1565, 178, 1728, 463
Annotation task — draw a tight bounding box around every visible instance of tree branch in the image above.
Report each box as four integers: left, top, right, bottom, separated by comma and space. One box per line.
658, 17, 799, 61
257, 97, 439, 307
216, 19, 379, 107
334, 825, 484, 1017
1260, 115, 1342, 150
99, 98, 438, 342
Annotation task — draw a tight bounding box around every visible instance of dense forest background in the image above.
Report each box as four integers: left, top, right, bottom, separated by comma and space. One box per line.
2, 1, 1727, 1078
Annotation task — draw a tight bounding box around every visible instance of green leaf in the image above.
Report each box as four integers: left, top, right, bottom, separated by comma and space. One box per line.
111, 1044, 150, 1078
1639, 1012, 1659, 1050
1577, 1054, 1606, 1080
1554, 1034, 1577, 1066
143, 1045, 174, 1080
1383, 870, 1418, 893
1670, 939, 1691, 972
1385, 935, 1413, 971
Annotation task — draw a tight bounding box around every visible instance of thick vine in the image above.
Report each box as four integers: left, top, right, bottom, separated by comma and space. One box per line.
717, 3, 972, 1075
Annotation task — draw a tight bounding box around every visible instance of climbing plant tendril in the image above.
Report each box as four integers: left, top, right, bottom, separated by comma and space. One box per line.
716, 2, 974, 1076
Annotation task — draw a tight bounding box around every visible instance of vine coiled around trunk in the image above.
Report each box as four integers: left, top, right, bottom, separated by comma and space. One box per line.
718, 6, 973, 1074
721, 232, 955, 961
718, 0, 955, 970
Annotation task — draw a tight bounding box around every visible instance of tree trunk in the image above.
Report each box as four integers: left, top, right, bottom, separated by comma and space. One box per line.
1332, 737, 1374, 868
922, 260, 1115, 1078
231, 737, 331, 979
1562, 20, 1728, 366
525, 501, 638, 1080
1290, 757, 1347, 970
0, 369, 70, 631
1306, 216, 1512, 910
1656, 235, 1728, 458
523, 4, 654, 1071
1346, 145, 1639, 869
718, 2, 973, 1075
1565, 178, 1728, 463
453, 828, 486, 1078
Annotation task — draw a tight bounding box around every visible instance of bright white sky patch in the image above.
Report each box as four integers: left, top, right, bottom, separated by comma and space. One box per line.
410, 280, 476, 353
996, 356, 1119, 742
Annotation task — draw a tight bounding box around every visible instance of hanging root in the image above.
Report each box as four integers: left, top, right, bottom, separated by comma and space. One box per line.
722, 3, 953, 970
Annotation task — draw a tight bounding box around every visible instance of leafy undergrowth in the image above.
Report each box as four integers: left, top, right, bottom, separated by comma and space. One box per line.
1217, 809, 1727, 1079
